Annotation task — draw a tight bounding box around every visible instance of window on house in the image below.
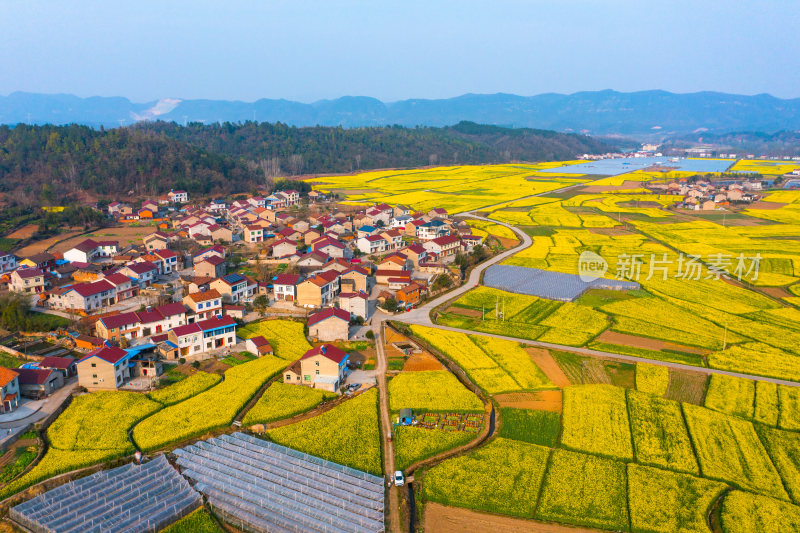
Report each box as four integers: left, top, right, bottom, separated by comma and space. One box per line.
91, 363, 96, 368
315, 369, 320, 375
92, 374, 97, 378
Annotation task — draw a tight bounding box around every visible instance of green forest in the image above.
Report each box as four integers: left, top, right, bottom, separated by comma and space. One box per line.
0, 121, 613, 210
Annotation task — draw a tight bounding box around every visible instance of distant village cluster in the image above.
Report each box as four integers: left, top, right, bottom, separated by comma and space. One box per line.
0, 187, 488, 403
650, 179, 763, 211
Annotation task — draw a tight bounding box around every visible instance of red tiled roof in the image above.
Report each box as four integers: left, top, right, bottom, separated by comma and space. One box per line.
100, 311, 140, 330
104, 272, 132, 286
72, 239, 99, 253
197, 315, 236, 331
432, 235, 461, 246
186, 289, 222, 303
15, 268, 43, 279
308, 307, 350, 326
124, 262, 157, 274
157, 302, 188, 317
41, 356, 77, 370
17, 368, 56, 385
171, 323, 202, 337
274, 273, 301, 286
342, 266, 369, 276
301, 344, 348, 364
339, 292, 368, 300
80, 345, 128, 365
375, 269, 410, 277
72, 279, 115, 298
154, 249, 177, 259
200, 255, 226, 266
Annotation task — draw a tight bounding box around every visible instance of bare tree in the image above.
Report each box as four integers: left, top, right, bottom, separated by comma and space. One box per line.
355, 154, 362, 170
429, 153, 438, 166
288, 154, 305, 176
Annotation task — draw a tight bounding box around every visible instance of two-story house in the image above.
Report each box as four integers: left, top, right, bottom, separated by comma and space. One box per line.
210, 273, 257, 303
283, 344, 349, 393
296, 270, 340, 308
10, 268, 45, 294
77, 345, 134, 391
0, 368, 20, 414
0, 252, 18, 274
357, 235, 388, 255
183, 289, 223, 321
167, 315, 237, 358
273, 273, 301, 302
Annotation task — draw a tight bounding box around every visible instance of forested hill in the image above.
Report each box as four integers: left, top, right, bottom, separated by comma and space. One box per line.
135, 121, 613, 173
0, 122, 613, 206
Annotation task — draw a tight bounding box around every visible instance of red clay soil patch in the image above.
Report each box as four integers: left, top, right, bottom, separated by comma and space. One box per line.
197, 359, 231, 375
5, 224, 38, 240
760, 286, 792, 299
498, 237, 520, 249
597, 330, 665, 350
424, 503, 601, 533
597, 330, 708, 356
446, 307, 483, 318
526, 348, 571, 387
403, 353, 444, 371
749, 201, 787, 210
495, 390, 562, 412
15, 231, 85, 256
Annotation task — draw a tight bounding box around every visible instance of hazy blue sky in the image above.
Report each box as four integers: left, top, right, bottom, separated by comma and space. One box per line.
1, 0, 798, 102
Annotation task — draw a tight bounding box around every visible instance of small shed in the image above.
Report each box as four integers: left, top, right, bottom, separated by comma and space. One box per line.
398, 408, 414, 426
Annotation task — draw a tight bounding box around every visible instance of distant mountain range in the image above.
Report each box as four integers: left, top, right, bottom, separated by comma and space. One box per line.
2, 90, 800, 137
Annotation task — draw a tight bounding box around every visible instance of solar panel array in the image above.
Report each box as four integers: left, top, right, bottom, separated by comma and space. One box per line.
484, 265, 640, 301
10, 455, 200, 533
174, 432, 385, 533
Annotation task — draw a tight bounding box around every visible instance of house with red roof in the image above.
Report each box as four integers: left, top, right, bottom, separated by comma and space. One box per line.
153, 248, 181, 273
308, 307, 351, 341
40, 356, 78, 378
339, 291, 369, 320
168, 189, 188, 203
17, 368, 63, 399
271, 239, 298, 259
296, 270, 340, 308
245, 336, 274, 356
423, 235, 462, 259
340, 265, 371, 293
103, 272, 135, 301
273, 273, 301, 301
194, 255, 227, 278
76, 345, 134, 391
119, 262, 158, 287
183, 289, 223, 321
9, 268, 45, 294
283, 344, 349, 393
95, 311, 142, 342
357, 234, 388, 255
47, 279, 116, 312
313, 237, 348, 259
166, 315, 237, 358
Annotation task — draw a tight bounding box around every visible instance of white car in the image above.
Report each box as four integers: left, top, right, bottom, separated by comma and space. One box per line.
393, 471, 405, 487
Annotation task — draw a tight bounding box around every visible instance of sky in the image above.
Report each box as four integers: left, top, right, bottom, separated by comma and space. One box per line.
1, 0, 799, 103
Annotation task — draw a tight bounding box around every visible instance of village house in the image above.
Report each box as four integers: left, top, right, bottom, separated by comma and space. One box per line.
400, 244, 428, 267
168, 189, 189, 203
423, 235, 461, 259
208, 224, 235, 243
308, 307, 351, 341
271, 239, 298, 258
296, 270, 340, 308
17, 368, 63, 399
19, 252, 56, 271
245, 225, 264, 244
137, 302, 188, 337
183, 289, 223, 321
417, 220, 450, 241
143, 231, 171, 251
104, 272, 136, 301
0, 368, 20, 414
397, 282, 425, 306
245, 336, 274, 356
296, 252, 329, 268
339, 291, 369, 320
194, 256, 227, 278
380, 229, 403, 250
77, 345, 134, 391
210, 273, 257, 303
154, 249, 180, 273
340, 266, 371, 293
40, 356, 78, 378
10, 268, 46, 294
378, 253, 410, 271
313, 238, 348, 259
302, 229, 323, 245
375, 269, 411, 285
0, 251, 18, 274
357, 235, 388, 255
193, 245, 226, 263
167, 315, 237, 358
273, 273, 301, 302
95, 312, 142, 342
71, 333, 105, 351
47, 279, 116, 312
63, 239, 119, 264
119, 262, 158, 287
283, 344, 349, 393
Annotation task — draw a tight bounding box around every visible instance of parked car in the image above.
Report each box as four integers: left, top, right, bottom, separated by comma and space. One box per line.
393, 471, 405, 487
